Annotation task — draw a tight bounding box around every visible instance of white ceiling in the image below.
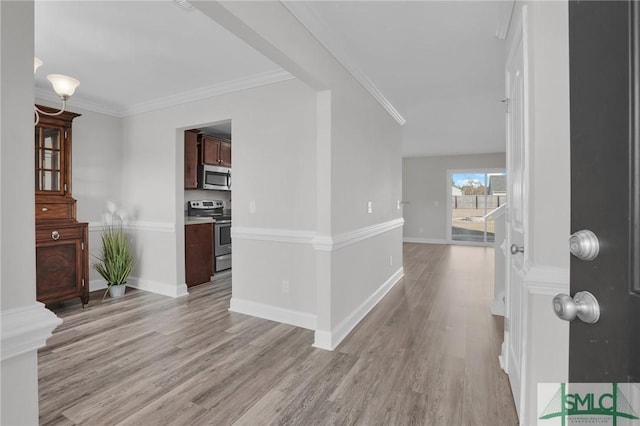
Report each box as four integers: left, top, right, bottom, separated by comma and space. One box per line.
34, 0, 509, 157
34, 0, 290, 116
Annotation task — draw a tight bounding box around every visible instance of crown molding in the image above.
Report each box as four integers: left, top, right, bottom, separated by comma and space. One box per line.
495, 0, 515, 40
282, 1, 406, 126
37, 69, 294, 119
35, 88, 122, 117
120, 69, 294, 117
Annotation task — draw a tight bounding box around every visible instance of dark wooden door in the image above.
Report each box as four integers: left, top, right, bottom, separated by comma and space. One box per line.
569, 0, 640, 382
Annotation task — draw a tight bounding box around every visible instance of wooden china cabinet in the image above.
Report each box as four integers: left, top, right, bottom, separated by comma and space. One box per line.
34, 105, 89, 307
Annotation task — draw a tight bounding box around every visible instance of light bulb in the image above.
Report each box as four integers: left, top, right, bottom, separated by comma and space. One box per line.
34, 57, 43, 74
47, 74, 80, 99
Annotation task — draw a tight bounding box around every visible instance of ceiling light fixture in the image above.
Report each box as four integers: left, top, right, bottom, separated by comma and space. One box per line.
33, 57, 80, 125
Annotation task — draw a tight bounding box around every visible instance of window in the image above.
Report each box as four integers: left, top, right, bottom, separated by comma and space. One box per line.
449, 171, 506, 244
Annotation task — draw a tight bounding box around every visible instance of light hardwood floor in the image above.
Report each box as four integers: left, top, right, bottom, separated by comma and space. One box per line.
39, 243, 518, 425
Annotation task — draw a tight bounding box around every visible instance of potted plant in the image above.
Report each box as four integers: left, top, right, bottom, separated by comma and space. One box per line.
93, 207, 134, 299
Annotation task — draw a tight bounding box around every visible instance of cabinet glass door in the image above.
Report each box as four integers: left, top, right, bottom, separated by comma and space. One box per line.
35, 126, 63, 193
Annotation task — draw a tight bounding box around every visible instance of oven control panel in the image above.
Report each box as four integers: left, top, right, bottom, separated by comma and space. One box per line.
188, 200, 223, 209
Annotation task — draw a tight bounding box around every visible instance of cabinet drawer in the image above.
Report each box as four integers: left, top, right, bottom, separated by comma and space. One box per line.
36, 226, 83, 242
36, 202, 74, 221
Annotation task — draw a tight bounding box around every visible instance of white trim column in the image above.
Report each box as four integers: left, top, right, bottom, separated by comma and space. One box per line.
0, 2, 61, 424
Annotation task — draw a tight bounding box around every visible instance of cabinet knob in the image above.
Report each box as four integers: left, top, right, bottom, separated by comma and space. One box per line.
42, 207, 48, 212
51, 230, 60, 240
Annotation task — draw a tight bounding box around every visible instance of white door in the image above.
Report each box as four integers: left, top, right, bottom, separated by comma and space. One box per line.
502, 10, 528, 420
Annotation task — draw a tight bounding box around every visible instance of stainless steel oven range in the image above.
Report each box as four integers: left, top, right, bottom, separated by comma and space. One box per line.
187, 200, 231, 272
214, 220, 231, 272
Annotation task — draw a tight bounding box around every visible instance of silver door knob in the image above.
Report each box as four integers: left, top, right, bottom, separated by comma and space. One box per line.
569, 229, 599, 261
552, 291, 600, 323
510, 244, 524, 255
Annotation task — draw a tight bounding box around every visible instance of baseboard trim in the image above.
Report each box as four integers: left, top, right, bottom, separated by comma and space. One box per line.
229, 298, 317, 330
90, 278, 109, 292
127, 277, 189, 298
403, 237, 447, 245
1, 302, 62, 361
313, 331, 332, 350
313, 267, 404, 351
93, 277, 188, 299
491, 299, 506, 316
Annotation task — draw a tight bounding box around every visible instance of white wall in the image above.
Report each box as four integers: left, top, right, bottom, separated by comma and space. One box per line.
506, 2, 570, 424
192, 2, 404, 347
402, 153, 506, 242
120, 78, 318, 311
327, 76, 403, 335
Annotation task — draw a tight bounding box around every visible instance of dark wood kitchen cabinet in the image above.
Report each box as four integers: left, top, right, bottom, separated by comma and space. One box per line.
201, 135, 231, 167
184, 130, 199, 189
35, 106, 89, 306
185, 222, 213, 287
184, 131, 232, 189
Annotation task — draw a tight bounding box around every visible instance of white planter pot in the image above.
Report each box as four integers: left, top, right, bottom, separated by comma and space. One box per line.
109, 284, 126, 298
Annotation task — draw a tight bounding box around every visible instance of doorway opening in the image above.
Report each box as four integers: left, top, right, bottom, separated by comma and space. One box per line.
182, 120, 233, 289
448, 169, 507, 244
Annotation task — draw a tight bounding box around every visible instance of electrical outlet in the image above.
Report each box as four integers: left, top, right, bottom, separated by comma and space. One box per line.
249, 201, 256, 214
282, 280, 290, 294
389, 255, 393, 266
397, 200, 401, 210
367, 201, 373, 214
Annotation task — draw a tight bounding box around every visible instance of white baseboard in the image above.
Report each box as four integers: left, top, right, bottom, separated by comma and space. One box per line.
229, 298, 317, 330
127, 277, 189, 298
491, 290, 505, 316
313, 267, 404, 351
491, 299, 506, 316
92, 277, 188, 299
90, 278, 109, 292
313, 331, 332, 350
1, 302, 62, 361
499, 341, 507, 372
403, 237, 447, 245
91, 277, 188, 299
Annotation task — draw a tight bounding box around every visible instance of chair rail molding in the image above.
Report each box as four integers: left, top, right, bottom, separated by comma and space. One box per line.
232, 218, 404, 252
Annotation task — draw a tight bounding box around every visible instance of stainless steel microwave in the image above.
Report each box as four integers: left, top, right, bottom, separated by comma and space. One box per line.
199, 165, 231, 191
